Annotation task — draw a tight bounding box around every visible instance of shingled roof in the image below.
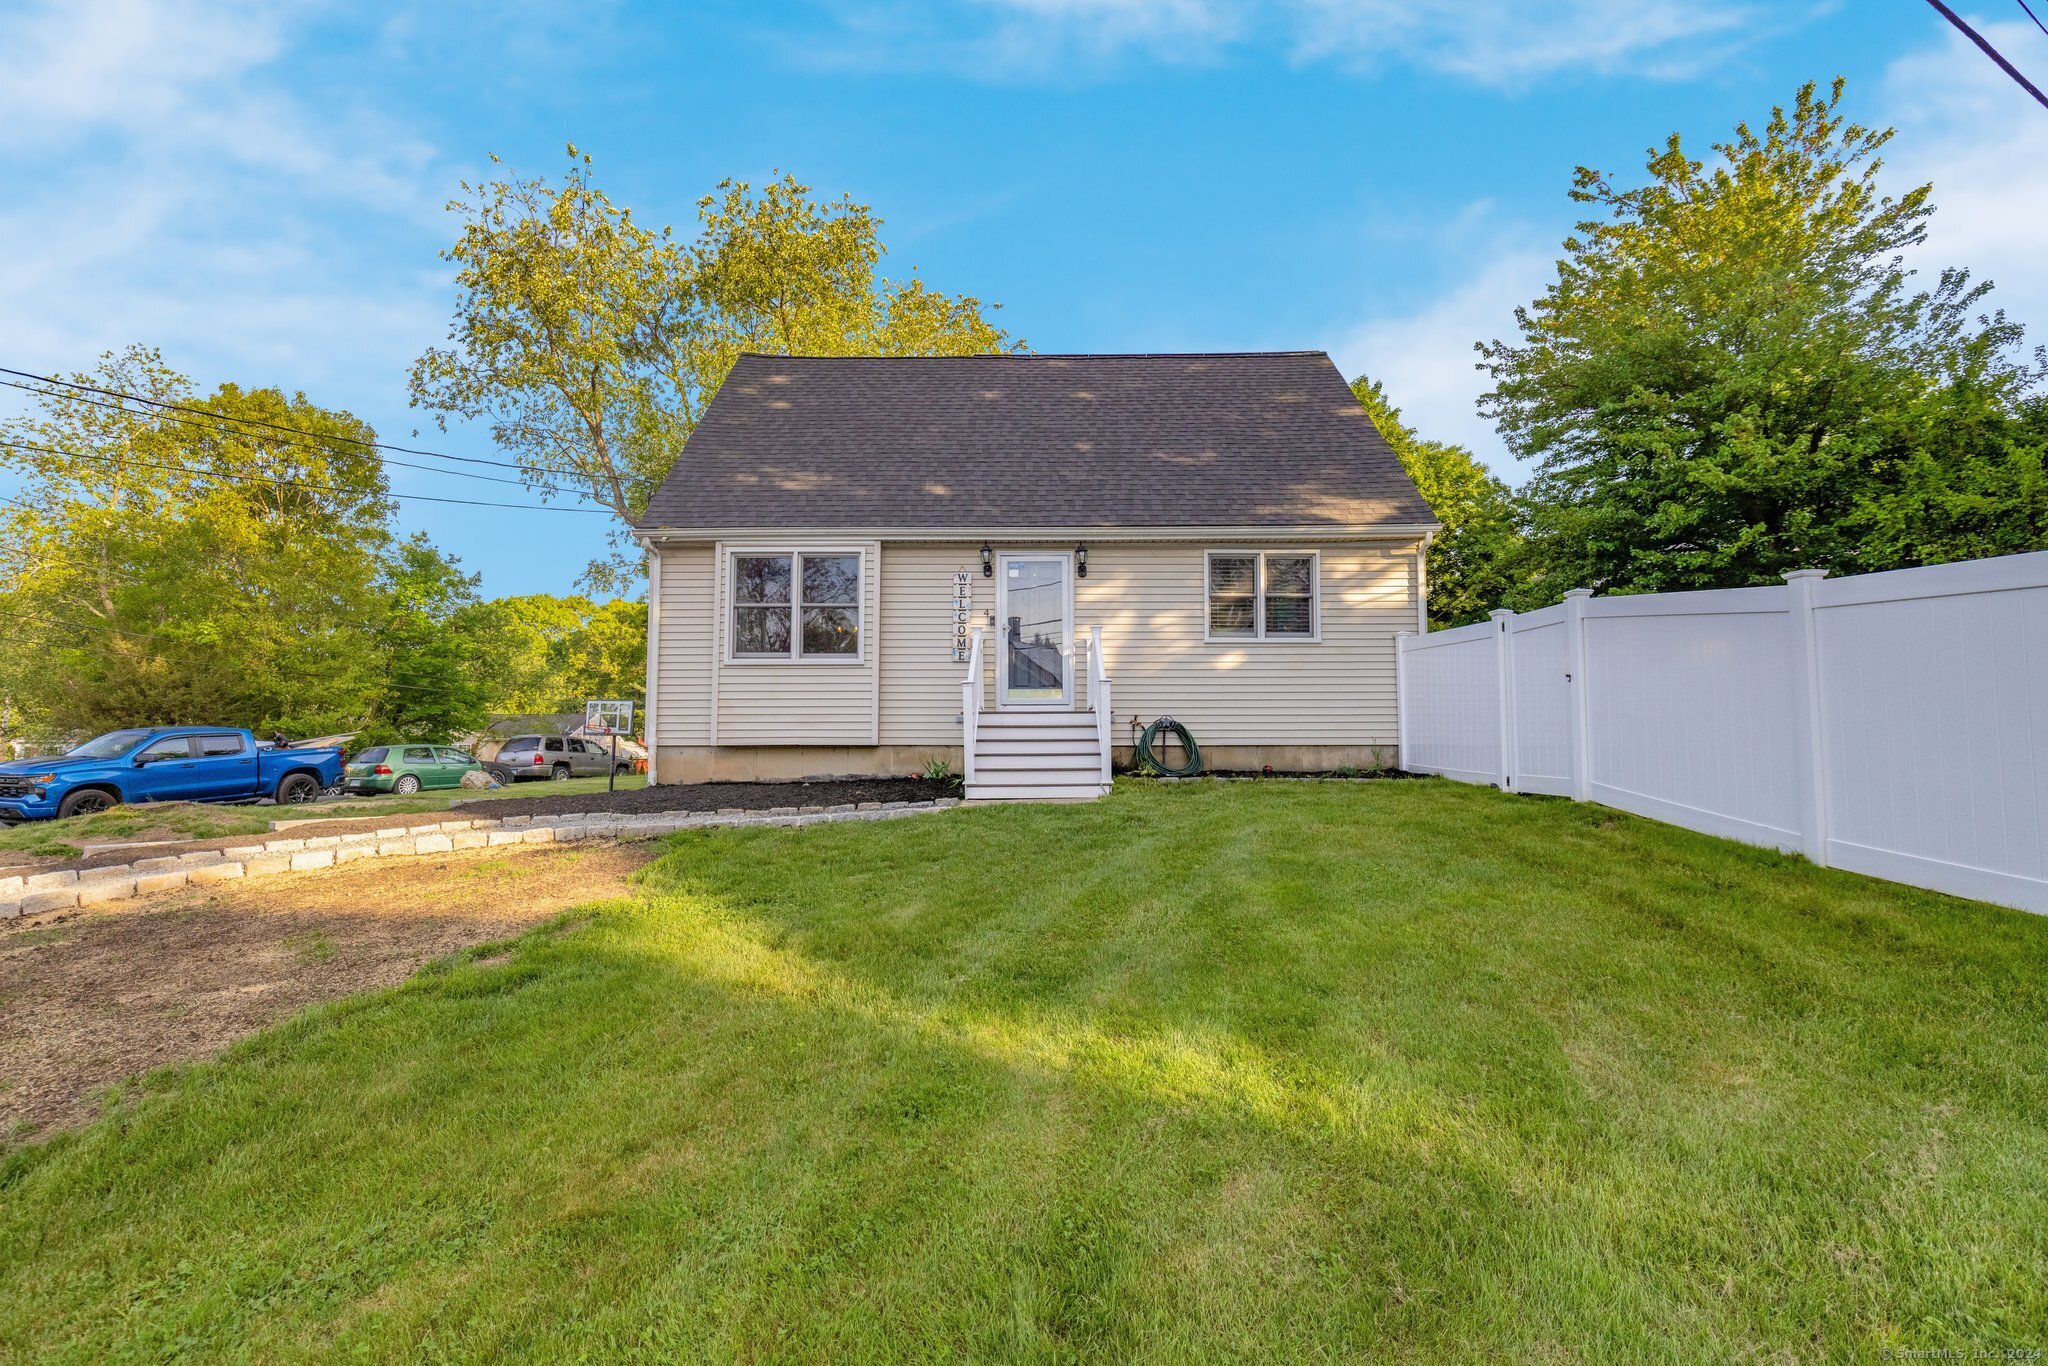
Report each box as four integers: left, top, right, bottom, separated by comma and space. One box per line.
634, 351, 1436, 534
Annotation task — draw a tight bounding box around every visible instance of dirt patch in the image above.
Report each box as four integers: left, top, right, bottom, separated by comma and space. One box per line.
458, 775, 961, 820
0, 842, 655, 1145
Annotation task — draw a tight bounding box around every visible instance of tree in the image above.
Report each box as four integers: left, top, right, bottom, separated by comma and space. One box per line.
1480, 79, 2047, 599
362, 536, 494, 742
0, 347, 392, 737
410, 149, 1020, 588
457, 592, 647, 717
1349, 375, 1525, 626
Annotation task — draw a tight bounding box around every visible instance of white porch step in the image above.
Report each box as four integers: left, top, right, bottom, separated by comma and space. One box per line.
974, 751, 1104, 772
966, 709, 1109, 803
964, 783, 1110, 802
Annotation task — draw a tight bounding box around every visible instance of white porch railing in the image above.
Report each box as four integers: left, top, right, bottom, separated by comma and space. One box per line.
960, 624, 986, 786
1087, 623, 1112, 786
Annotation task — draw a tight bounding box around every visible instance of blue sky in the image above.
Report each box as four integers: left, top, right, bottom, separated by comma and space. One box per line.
4, 0, 2045, 598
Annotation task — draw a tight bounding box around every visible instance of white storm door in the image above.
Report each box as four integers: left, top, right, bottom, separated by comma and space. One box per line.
995, 553, 1072, 707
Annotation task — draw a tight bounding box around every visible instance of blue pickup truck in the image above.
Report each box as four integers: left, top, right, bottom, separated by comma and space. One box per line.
0, 727, 345, 824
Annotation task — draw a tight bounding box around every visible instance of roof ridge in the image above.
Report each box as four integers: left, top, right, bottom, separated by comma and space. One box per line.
733, 350, 1332, 361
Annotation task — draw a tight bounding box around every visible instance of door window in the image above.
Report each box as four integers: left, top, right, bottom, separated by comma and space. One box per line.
196, 733, 246, 756
999, 555, 1070, 705
436, 748, 472, 764
544, 739, 565, 753
402, 746, 435, 763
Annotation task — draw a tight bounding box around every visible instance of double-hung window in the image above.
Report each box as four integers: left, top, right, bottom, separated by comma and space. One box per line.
730, 551, 862, 660
1205, 550, 1319, 641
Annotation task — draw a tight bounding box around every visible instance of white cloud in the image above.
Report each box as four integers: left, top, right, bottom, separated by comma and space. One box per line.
1878, 14, 2048, 349
1329, 244, 1555, 478
813, 0, 1774, 85
0, 0, 451, 396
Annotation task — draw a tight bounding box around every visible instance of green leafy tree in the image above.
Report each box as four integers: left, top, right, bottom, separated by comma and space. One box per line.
410, 149, 1020, 588
459, 592, 646, 718
363, 536, 495, 742
0, 347, 391, 737
1480, 79, 2047, 599
1349, 375, 1525, 626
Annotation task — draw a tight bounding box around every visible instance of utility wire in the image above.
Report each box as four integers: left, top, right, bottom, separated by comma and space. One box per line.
0, 378, 589, 498
2019, 0, 2048, 42
1924, 0, 2048, 112
0, 439, 613, 514
0, 365, 538, 474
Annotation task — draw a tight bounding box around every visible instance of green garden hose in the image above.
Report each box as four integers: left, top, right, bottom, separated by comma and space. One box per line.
1137, 716, 1203, 777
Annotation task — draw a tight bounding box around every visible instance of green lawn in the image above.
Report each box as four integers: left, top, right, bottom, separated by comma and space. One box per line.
4, 779, 2045, 1358
0, 775, 646, 858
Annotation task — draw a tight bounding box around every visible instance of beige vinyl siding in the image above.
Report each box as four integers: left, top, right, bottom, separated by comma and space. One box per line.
868, 539, 1417, 748
654, 545, 714, 746
1076, 541, 1413, 746
878, 543, 994, 745
711, 539, 880, 746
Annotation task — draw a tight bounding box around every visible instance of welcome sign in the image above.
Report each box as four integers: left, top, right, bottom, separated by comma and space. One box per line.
950, 570, 973, 661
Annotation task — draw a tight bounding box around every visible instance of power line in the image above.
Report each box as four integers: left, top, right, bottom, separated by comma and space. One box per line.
0, 378, 590, 499
1924, 0, 2048, 112
2019, 0, 2048, 42
0, 439, 613, 514
0, 364, 539, 474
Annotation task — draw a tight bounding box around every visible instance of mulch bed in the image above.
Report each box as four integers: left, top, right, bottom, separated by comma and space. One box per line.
455, 776, 962, 819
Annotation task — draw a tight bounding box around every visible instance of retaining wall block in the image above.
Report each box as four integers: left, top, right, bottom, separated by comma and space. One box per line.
335, 845, 376, 864
305, 835, 342, 849
340, 831, 379, 846
22, 888, 80, 915
76, 877, 138, 906
25, 870, 79, 892
265, 838, 307, 854
376, 839, 416, 858
449, 831, 488, 850
520, 828, 556, 845
132, 856, 183, 872
413, 834, 453, 855
0, 875, 23, 901
373, 827, 408, 839
223, 845, 267, 859
134, 870, 189, 896
243, 853, 295, 878
486, 830, 524, 846
289, 849, 336, 872
187, 862, 245, 886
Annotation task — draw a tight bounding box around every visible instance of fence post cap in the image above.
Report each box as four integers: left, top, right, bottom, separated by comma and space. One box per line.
1562, 588, 1595, 600
1783, 568, 1829, 582
1488, 608, 1515, 621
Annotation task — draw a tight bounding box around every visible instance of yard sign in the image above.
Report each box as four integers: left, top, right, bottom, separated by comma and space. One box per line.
585, 700, 635, 793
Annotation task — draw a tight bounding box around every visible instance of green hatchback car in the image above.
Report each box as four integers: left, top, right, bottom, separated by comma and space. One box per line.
342, 744, 484, 796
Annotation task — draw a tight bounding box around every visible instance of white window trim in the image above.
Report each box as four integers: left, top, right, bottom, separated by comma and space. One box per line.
1203, 549, 1322, 644
724, 546, 867, 665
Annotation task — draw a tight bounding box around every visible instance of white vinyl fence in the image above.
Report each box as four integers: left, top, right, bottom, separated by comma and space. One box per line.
1396, 551, 2048, 915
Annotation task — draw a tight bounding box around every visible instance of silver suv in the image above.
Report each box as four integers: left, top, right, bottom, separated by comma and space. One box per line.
486, 734, 631, 783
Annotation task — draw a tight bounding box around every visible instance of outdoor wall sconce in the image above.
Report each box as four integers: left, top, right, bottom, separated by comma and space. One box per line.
1075, 544, 1088, 578
980, 543, 993, 577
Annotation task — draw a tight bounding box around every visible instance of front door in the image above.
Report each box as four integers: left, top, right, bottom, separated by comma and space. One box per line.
996, 552, 1072, 707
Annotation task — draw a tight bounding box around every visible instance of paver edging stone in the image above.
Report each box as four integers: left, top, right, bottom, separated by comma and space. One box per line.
0, 801, 954, 918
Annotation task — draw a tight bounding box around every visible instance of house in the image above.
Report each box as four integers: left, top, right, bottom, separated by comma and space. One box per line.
631, 351, 1438, 800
